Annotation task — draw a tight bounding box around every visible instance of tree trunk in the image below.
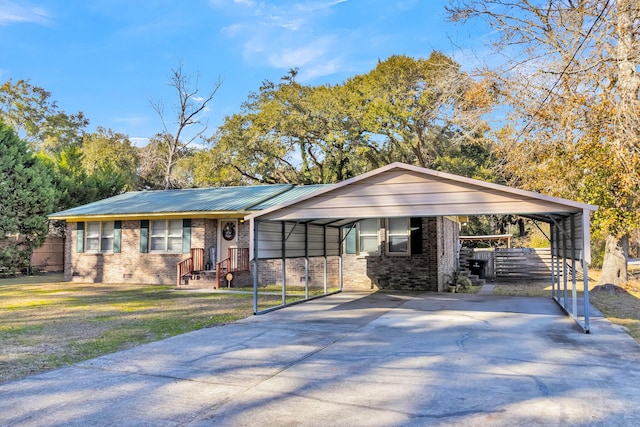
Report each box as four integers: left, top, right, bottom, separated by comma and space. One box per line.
598, 234, 628, 285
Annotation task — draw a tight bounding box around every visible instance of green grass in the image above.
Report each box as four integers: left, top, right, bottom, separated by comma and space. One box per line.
0, 278, 264, 384
0, 273, 64, 285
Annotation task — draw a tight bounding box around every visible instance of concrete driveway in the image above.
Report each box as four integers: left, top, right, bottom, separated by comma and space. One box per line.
1, 291, 639, 426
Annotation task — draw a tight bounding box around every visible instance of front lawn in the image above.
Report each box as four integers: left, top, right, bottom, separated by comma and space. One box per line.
0, 277, 267, 384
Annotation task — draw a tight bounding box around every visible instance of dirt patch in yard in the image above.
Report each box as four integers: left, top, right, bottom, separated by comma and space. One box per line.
0, 277, 271, 384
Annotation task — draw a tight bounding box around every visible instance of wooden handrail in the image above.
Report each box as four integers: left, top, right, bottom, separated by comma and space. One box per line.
177, 257, 193, 287
215, 248, 250, 288
215, 257, 230, 288
176, 248, 204, 286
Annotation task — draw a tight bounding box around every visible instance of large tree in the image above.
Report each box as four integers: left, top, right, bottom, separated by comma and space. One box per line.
0, 79, 88, 155
150, 64, 222, 189
206, 52, 493, 185
448, 0, 640, 284
81, 127, 139, 195
0, 121, 56, 272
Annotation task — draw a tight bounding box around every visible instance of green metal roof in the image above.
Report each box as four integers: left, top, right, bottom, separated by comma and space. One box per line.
49, 184, 300, 218
248, 184, 329, 210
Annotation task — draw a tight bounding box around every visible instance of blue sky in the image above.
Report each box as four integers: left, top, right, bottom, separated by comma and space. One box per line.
0, 0, 490, 146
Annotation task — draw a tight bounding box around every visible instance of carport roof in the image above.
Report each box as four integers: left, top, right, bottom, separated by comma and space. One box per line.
247, 163, 598, 224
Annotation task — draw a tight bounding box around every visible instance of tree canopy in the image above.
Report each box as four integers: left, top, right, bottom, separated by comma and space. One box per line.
447, 0, 640, 283
202, 52, 494, 186
0, 120, 56, 272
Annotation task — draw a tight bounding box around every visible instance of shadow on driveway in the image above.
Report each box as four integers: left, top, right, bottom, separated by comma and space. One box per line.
1, 291, 639, 426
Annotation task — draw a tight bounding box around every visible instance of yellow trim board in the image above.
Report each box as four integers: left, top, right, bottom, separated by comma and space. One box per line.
50, 211, 255, 222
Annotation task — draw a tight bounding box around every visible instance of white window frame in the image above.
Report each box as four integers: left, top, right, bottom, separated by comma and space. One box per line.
85, 221, 114, 253
150, 219, 183, 253
386, 217, 410, 256
358, 218, 380, 256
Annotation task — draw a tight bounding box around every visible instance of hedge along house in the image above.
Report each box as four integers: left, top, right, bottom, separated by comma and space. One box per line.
247, 163, 598, 332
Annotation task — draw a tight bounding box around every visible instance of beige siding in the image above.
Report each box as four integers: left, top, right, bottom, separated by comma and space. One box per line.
258, 170, 584, 221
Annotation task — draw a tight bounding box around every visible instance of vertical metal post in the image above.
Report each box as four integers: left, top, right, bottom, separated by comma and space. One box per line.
339, 227, 343, 291
556, 227, 562, 302
323, 225, 327, 294
550, 225, 556, 299
253, 220, 259, 314
583, 258, 590, 332
562, 220, 568, 308
570, 215, 578, 318
304, 223, 309, 300
281, 221, 286, 306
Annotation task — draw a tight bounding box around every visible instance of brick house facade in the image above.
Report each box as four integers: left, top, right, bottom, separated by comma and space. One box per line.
65, 215, 458, 292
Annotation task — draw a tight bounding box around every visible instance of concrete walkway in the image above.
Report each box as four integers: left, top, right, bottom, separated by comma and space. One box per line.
1, 291, 639, 426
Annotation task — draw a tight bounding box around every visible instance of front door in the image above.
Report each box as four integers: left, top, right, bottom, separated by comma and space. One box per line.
218, 220, 238, 269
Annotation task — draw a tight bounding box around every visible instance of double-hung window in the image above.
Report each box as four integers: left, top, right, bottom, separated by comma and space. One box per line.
387, 217, 409, 255
359, 218, 380, 255
85, 221, 114, 252
344, 217, 417, 256
150, 220, 183, 253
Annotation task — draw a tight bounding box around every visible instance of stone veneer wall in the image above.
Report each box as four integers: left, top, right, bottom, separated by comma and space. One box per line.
66, 219, 207, 284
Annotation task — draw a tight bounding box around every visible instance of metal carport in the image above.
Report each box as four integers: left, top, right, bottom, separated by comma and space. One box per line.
245, 163, 598, 332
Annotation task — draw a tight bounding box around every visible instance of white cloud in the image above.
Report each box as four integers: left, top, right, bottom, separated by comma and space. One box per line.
0, 1, 50, 26
279, 18, 302, 31
267, 46, 318, 69
294, 0, 348, 13
233, 0, 256, 6
211, 0, 351, 80
298, 57, 343, 81
396, 0, 419, 12
129, 137, 150, 147
114, 114, 149, 128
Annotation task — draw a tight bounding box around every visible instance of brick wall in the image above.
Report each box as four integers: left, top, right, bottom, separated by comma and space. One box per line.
257, 256, 340, 289
256, 217, 459, 292
436, 216, 459, 291
204, 219, 217, 268
63, 216, 458, 290
66, 219, 207, 285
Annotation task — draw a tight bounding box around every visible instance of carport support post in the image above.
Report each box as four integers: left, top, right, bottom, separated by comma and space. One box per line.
554, 225, 561, 299
323, 225, 328, 294
571, 215, 578, 318
583, 257, 591, 332
253, 220, 259, 314
550, 225, 556, 299
339, 228, 343, 291
562, 222, 568, 307
304, 223, 309, 300
282, 221, 286, 306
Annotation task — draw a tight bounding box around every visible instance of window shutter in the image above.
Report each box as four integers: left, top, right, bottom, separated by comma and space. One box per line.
345, 226, 356, 254
113, 221, 122, 253
182, 219, 191, 253
410, 217, 422, 255
140, 220, 149, 253
76, 222, 85, 253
